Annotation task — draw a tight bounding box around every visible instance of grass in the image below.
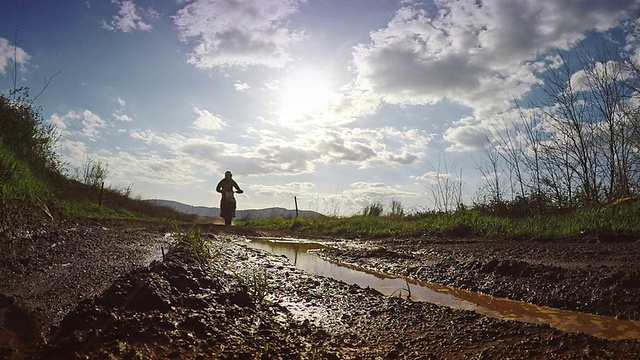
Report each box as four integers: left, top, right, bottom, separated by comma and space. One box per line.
234, 265, 270, 303
172, 225, 212, 265
239, 202, 640, 240
0, 138, 52, 204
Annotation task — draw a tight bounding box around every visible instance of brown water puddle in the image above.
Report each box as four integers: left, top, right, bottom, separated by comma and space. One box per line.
245, 238, 640, 340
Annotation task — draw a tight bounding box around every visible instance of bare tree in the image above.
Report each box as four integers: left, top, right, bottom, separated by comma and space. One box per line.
80, 152, 109, 187
474, 142, 505, 206
421, 155, 463, 212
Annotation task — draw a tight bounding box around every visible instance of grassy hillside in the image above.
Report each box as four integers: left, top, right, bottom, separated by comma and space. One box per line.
0, 91, 189, 221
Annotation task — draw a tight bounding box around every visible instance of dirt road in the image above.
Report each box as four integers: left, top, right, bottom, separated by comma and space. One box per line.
1, 216, 639, 358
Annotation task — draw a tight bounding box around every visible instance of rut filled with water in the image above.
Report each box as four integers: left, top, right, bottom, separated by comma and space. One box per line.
245, 237, 640, 340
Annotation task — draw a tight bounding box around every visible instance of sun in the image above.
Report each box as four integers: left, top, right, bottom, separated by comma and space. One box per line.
278, 69, 336, 121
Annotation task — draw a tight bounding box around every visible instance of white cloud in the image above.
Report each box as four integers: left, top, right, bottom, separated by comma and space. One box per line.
344, 0, 640, 120
173, 0, 306, 68
102, 0, 154, 33
80, 110, 108, 138
48, 113, 70, 136
251, 182, 316, 197
117, 97, 126, 107
443, 123, 489, 152
48, 110, 107, 139
233, 81, 250, 91
0, 37, 30, 75
414, 171, 454, 185
192, 106, 227, 131
114, 113, 133, 122
310, 126, 431, 168
57, 140, 89, 165
102, 150, 199, 186
341, 181, 419, 208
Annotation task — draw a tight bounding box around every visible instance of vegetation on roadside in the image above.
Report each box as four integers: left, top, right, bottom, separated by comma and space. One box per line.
240, 198, 640, 240
0, 89, 190, 221
0, 137, 52, 204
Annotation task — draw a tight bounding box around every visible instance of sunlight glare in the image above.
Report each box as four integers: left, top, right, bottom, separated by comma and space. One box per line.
278, 69, 335, 121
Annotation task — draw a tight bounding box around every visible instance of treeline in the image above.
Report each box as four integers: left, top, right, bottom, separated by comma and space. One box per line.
476, 40, 640, 214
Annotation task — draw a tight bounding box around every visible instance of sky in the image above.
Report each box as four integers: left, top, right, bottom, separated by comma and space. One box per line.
1, 0, 640, 215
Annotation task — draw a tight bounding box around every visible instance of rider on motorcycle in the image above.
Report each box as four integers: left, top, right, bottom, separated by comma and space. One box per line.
216, 171, 243, 225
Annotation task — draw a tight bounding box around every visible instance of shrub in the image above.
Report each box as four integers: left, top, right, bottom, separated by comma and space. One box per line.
362, 202, 384, 217
0, 90, 62, 176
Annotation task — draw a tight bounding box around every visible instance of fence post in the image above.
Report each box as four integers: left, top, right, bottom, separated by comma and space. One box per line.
294, 196, 299, 218
99, 182, 104, 208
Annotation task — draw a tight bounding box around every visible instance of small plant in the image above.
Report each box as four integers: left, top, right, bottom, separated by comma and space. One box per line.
388, 198, 405, 219
172, 224, 211, 265
362, 202, 384, 217
234, 265, 270, 303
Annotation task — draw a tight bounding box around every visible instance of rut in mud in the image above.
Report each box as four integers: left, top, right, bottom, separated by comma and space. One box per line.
244, 237, 640, 341
2, 215, 640, 359
39, 232, 640, 359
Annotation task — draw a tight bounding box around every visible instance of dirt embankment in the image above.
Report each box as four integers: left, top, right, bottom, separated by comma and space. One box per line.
1, 211, 639, 359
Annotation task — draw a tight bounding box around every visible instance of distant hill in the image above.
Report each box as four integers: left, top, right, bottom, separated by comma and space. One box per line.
144, 199, 324, 220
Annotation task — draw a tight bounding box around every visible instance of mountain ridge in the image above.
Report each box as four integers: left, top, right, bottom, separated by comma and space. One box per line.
145, 199, 324, 220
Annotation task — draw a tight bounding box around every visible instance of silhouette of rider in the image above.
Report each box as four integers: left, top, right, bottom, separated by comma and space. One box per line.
216, 171, 243, 225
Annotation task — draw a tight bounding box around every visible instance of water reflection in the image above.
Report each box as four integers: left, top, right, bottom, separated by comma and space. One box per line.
246, 238, 640, 340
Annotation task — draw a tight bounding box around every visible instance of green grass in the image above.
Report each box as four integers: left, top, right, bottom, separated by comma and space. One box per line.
0, 138, 52, 204
172, 225, 212, 265
239, 203, 640, 240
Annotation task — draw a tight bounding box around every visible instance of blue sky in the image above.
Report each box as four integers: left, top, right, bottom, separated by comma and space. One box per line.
2, 0, 640, 214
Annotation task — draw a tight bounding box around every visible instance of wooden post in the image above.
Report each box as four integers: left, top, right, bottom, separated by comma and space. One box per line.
99, 182, 104, 208
294, 196, 299, 218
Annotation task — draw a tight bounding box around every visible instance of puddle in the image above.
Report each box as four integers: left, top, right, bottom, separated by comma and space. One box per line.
246, 238, 640, 340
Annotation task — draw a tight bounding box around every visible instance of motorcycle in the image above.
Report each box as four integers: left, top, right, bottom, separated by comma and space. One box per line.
220, 189, 243, 226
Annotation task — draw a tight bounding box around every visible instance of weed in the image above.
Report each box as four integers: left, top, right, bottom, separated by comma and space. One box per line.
362, 202, 384, 217
172, 224, 211, 265
234, 265, 270, 303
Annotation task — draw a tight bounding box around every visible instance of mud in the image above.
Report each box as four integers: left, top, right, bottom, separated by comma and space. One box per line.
0, 209, 639, 359
316, 236, 640, 321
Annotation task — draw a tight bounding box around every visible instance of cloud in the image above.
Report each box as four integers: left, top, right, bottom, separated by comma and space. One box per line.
102, 0, 154, 33
111, 119, 430, 187
57, 140, 89, 165
310, 126, 431, 167
103, 150, 200, 186
339, 181, 419, 210
48, 110, 108, 139
233, 81, 250, 91
49, 113, 70, 136
443, 123, 489, 152
114, 114, 133, 122
345, 0, 640, 119
117, 97, 126, 107
414, 171, 454, 185
251, 182, 316, 197
173, 0, 306, 68
0, 37, 30, 75
192, 106, 227, 131
80, 110, 108, 138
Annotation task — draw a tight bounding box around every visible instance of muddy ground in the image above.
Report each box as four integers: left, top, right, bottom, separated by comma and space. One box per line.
1, 209, 639, 358
318, 235, 640, 321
